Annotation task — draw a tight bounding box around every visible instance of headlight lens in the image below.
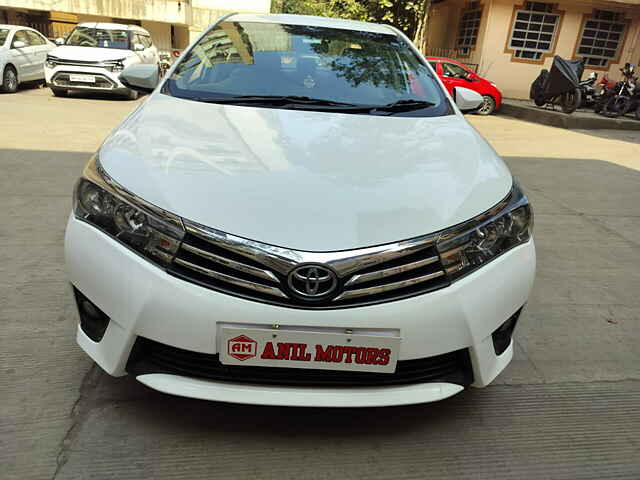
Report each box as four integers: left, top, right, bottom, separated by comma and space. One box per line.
109, 60, 125, 72
73, 157, 184, 267
437, 184, 533, 281
45, 55, 57, 68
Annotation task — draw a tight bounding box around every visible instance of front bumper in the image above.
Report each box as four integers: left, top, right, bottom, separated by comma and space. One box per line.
45, 65, 129, 94
65, 215, 536, 406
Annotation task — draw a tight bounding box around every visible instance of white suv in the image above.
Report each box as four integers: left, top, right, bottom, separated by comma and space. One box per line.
65, 14, 535, 407
45, 22, 158, 99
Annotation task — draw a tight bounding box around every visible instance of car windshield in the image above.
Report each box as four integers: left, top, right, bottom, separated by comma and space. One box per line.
165, 21, 450, 116
0, 29, 9, 46
65, 27, 130, 49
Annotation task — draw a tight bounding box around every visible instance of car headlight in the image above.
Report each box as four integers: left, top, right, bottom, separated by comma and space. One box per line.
73, 154, 185, 267
109, 60, 125, 72
437, 182, 533, 282
45, 55, 57, 68
490, 81, 497, 87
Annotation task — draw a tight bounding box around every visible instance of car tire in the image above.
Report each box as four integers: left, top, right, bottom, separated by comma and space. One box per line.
1, 66, 18, 93
51, 87, 68, 97
635, 104, 640, 121
477, 95, 496, 115
126, 89, 139, 101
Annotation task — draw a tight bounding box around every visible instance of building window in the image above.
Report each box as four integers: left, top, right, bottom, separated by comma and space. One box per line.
507, 2, 560, 61
576, 10, 627, 68
457, 2, 482, 56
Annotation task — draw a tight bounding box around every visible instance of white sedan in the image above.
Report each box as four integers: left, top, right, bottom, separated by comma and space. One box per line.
66, 14, 535, 407
0, 24, 55, 93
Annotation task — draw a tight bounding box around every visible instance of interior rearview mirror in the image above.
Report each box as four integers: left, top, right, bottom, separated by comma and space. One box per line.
454, 86, 483, 113
119, 64, 159, 94
12, 40, 26, 49
134, 43, 145, 52
55, 37, 65, 46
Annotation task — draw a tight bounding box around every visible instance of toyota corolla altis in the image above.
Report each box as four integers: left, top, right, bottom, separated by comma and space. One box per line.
65, 13, 535, 407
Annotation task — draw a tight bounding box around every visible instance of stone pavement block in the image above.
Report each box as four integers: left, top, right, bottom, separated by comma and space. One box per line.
0, 245, 66, 285
517, 304, 640, 383
504, 157, 640, 217
54, 382, 640, 480
1, 196, 71, 246
530, 214, 640, 306
587, 215, 640, 247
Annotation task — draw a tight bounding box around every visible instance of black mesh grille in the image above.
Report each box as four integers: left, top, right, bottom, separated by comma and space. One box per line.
127, 337, 474, 387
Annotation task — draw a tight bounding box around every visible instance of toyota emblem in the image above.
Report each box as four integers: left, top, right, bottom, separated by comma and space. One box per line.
287, 264, 338, 300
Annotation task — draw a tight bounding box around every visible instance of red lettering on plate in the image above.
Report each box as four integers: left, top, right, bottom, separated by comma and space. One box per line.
366, 348, 379, 364
376, 348, 391, 365
314, 345, 334, 362
355, 348, 367, 364
298, 344, 312, 361
277, 343, 292, 360
260, 341, 277, 360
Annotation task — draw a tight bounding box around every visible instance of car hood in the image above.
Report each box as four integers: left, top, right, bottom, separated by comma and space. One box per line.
99, 94, 512, 251
50, 45, 132, 61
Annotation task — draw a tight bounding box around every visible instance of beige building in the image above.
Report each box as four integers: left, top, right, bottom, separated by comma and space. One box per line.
0, 0, 270, 53
427, 0, 640, 98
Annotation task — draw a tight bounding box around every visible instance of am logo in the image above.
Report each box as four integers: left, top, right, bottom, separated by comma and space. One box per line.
227, 334, 258, 361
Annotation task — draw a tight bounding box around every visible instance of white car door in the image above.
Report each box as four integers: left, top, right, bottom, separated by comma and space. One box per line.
8, 30, 36, 81
25, 30, 50, 81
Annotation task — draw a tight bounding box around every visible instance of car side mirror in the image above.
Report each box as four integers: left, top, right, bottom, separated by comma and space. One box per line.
120, 64, 159, 93
454, 86, 483, 113
12, 40, 26, 49
134, 43, 145, 52
55, 37, 65, 46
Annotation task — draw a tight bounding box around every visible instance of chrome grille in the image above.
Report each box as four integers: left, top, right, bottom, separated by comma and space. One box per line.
52, 72, 116, 89
167, 221, 450, 309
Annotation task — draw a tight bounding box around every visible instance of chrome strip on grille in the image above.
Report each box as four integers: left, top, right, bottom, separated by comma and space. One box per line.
181, 243, 278, 282
169, 219, 450, 309
185, 221, 438, 278
333, 271, 446, 301
173, 258, 288, 299
344, 256, 440, 287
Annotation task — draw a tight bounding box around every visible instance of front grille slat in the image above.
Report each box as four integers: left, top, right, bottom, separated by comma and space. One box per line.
181, 242, 278, 282
168, 222, 450, 309
127, 337, 474, 387
334, 270, 446, 302
173, 258, 289, 299
345, 255, 440, 287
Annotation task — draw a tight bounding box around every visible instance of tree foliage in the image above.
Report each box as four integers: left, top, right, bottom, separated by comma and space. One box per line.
271, 0, 430, 45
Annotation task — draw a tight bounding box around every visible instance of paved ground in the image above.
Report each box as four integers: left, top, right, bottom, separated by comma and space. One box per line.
1, 87, 639, 480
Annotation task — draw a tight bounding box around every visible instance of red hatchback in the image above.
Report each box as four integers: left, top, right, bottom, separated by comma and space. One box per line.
426, 57, 502, 115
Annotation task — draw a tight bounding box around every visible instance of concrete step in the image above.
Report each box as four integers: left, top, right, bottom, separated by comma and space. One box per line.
500, 99, 640, 131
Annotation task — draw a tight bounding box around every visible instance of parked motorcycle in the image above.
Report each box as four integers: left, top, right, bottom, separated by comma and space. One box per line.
602, 63, 637, 117
158, 52, 172, 78
530, 56, 584, 114
578, 72, 598, 107
593, 73, 616, 114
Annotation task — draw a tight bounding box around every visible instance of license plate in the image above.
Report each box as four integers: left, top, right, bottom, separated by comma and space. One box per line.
220, 327, 401, 373
69, 74, 95, 83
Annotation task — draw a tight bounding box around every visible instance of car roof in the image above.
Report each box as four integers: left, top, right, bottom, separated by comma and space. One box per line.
77, 22, 150, 34
227, 13, 397, 35
0, 24, 38, 31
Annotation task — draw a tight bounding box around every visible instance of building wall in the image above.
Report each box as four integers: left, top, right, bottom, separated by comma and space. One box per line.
0, 0, 270, 50
428, 0, 640, 98
482, 0, 640, 98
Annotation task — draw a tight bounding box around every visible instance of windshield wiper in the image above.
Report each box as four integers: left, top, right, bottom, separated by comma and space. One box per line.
371, 99, 436, 114
190, 95, 365, 109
